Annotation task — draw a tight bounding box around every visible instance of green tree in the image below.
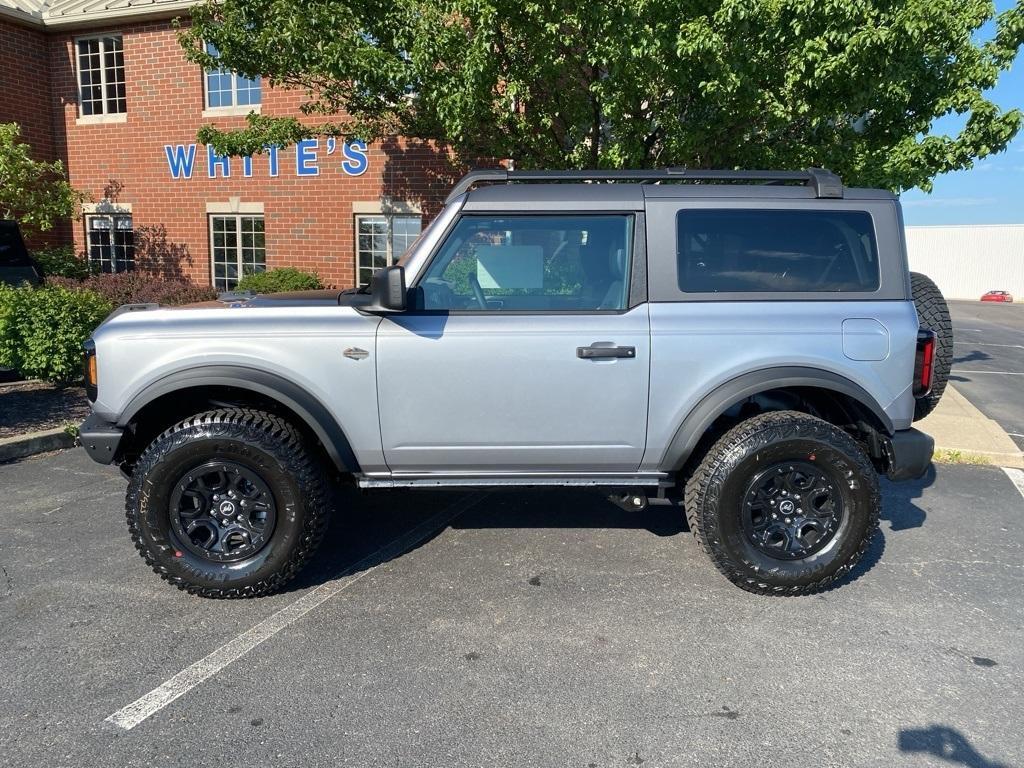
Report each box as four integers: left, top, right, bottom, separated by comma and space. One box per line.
181, 0, 1024, 191
0, 123, 84, 237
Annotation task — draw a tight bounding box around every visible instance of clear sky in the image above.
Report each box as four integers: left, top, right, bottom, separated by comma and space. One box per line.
899, 0, 1023, 226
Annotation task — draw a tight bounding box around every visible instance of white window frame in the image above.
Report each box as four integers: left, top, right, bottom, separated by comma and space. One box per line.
85, 213, 134, 273
75, 34, 127, 120
209, 213, 266, 290
202, 42, 262, 114
355, 213, 422, 287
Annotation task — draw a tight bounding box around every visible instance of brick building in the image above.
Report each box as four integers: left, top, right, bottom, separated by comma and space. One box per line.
0, 0, 457, 288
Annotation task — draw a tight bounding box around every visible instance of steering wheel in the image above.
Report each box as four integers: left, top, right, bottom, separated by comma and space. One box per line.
468, 272, 488, 309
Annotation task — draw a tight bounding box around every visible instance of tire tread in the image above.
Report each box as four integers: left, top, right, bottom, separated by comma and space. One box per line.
125, 408, 330, 599
685, 411, 880, 596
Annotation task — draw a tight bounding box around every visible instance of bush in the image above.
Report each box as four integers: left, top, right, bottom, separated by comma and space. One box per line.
0, 283, 112, 383
235, 268, 322, 293
33, 246, 91, 279
46, 272, 217, 306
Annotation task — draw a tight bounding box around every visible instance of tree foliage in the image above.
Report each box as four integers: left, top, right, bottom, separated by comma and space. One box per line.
181, 0, 1024, 190
0, 123, 84, 237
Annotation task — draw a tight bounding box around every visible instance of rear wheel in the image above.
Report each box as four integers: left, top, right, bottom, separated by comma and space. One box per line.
125, 408, 330, 598
685, 411, 880, 595
910, 271, 953, 420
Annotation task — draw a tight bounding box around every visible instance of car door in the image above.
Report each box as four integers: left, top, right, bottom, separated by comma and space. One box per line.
375, 212, 650, 474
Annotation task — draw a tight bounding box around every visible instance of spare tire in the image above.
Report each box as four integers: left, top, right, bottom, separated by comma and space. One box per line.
910, 272, 953, 421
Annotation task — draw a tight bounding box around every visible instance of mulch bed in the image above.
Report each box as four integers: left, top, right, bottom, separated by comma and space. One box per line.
0, 380, 90, 439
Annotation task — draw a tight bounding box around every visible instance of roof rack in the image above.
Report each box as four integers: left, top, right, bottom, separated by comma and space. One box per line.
444, 167, 844, 203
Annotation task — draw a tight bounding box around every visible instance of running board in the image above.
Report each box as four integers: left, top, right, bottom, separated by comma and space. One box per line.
357, 472, 669, 489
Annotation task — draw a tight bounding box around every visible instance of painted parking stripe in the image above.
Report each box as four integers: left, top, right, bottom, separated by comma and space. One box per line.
951, 370, 1024, 376
953, 341, 1024, 349
1003, 468, 1024, 501
105, 491, 487, 731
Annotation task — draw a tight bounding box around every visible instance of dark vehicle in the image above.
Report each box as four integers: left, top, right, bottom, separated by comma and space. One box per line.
0, 221, 42, 287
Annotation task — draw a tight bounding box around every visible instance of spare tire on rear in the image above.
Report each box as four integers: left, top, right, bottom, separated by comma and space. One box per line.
910, 272, 953, 421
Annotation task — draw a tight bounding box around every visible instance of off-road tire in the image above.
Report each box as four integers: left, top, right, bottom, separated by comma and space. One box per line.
910, 271, 953, 421
685, 411, 880, 595
125, 408, 330, 598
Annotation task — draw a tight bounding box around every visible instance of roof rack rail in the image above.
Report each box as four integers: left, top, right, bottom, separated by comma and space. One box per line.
445, 167, 844, 203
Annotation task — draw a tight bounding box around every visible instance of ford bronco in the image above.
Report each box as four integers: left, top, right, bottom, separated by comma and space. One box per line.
79, 168, 950, 597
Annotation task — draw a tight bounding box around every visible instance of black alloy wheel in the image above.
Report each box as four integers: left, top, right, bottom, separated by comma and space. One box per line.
169, 461, 278, 563
741, 461, 842, 561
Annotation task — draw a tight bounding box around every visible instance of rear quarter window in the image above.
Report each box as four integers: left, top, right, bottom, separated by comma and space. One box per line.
676, 209, 879, 293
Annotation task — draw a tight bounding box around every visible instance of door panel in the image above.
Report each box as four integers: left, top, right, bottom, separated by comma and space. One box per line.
375, 308, 651, 472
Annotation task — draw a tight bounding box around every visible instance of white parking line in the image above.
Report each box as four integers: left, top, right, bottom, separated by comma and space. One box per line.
952, 370, 1024, 376
105, 491, 487, 731
1003, 468, 1024, 502
953, 341, 1024, 349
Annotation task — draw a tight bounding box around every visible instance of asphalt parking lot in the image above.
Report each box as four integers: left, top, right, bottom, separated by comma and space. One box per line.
2, 449, 1023, 768
949, 301, 1024, 450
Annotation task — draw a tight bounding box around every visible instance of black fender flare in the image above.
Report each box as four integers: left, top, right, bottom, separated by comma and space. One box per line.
660, 366, 894, 471
118, 365, 359, 472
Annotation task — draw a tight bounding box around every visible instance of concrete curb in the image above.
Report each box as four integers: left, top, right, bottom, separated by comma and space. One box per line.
0, 427, 76, 463
918, 386, 1024, 469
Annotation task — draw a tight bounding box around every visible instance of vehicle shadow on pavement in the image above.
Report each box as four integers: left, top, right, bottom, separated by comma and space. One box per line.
283, 487, 687, 594
899, 725, 1013, 768
830, 466, 935, 589
286, 474, 940, 594
880, 463, 936, 531
283, 478, 944, 595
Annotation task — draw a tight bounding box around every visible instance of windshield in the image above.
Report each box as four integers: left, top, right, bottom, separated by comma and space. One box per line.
397, 212, 446, 267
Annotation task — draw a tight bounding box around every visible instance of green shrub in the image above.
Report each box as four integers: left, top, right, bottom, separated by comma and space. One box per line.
33, 246, 91, 279
46, 273, 216, 306
0, 283, 112, 383
235, 268, 323, 293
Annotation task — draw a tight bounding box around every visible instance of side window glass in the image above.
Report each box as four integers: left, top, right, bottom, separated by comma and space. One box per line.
420, 215, 632, 311
676, 209, 879, 293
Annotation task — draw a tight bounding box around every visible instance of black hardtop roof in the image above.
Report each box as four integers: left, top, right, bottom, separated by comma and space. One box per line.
451, 168, 897, 207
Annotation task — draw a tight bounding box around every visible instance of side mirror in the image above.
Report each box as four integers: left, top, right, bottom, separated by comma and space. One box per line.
366, 265, 407, 312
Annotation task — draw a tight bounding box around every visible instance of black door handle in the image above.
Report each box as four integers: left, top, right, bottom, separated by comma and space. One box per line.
577, 344, 636, 359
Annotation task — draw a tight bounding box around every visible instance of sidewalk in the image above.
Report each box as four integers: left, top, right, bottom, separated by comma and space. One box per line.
918, 385, 1024, 469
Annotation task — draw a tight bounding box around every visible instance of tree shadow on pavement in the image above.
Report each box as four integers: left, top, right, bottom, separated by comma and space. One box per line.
899, 725, 1013, 768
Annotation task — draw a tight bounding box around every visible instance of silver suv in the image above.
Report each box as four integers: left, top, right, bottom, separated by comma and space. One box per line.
80, 168, 947, 597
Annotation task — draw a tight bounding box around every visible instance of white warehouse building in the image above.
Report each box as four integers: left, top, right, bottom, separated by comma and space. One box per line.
904, 224, 1024, 300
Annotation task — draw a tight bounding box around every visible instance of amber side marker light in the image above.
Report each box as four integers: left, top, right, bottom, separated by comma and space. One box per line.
83, 339, 98, 401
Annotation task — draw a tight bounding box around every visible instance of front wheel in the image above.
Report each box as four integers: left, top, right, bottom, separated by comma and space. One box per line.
125, 408, 331, 598
685, 411, 880, 595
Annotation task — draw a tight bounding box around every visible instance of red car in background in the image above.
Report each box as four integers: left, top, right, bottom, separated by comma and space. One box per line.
981, 290, 1014, 302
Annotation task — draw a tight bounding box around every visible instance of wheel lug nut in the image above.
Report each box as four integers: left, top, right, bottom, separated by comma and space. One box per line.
236, 514, 243, 521
785, 517, 792, 524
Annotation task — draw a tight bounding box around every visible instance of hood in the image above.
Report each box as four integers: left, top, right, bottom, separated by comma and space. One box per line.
173, 288, 372, 310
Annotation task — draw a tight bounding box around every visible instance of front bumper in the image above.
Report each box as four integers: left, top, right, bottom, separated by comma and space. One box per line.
882, 427, 934, 481
79, 412, 124, 465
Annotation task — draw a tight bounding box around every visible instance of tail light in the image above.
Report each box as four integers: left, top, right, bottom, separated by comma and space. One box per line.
83, 338, 97, 402
913, 330, 936, 397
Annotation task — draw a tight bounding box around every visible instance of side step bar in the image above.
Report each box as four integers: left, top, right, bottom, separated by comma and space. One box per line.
357, 472, 670, 489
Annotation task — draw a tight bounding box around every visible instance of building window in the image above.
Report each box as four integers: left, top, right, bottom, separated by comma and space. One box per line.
77, 36, 126, 116
86, 214, 134, 273
210, 215, 266, 290
355, 214, 422, 286
204, 42, 261, 109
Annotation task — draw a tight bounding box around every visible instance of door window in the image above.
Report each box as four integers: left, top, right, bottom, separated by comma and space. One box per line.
419, 214, 633, 311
